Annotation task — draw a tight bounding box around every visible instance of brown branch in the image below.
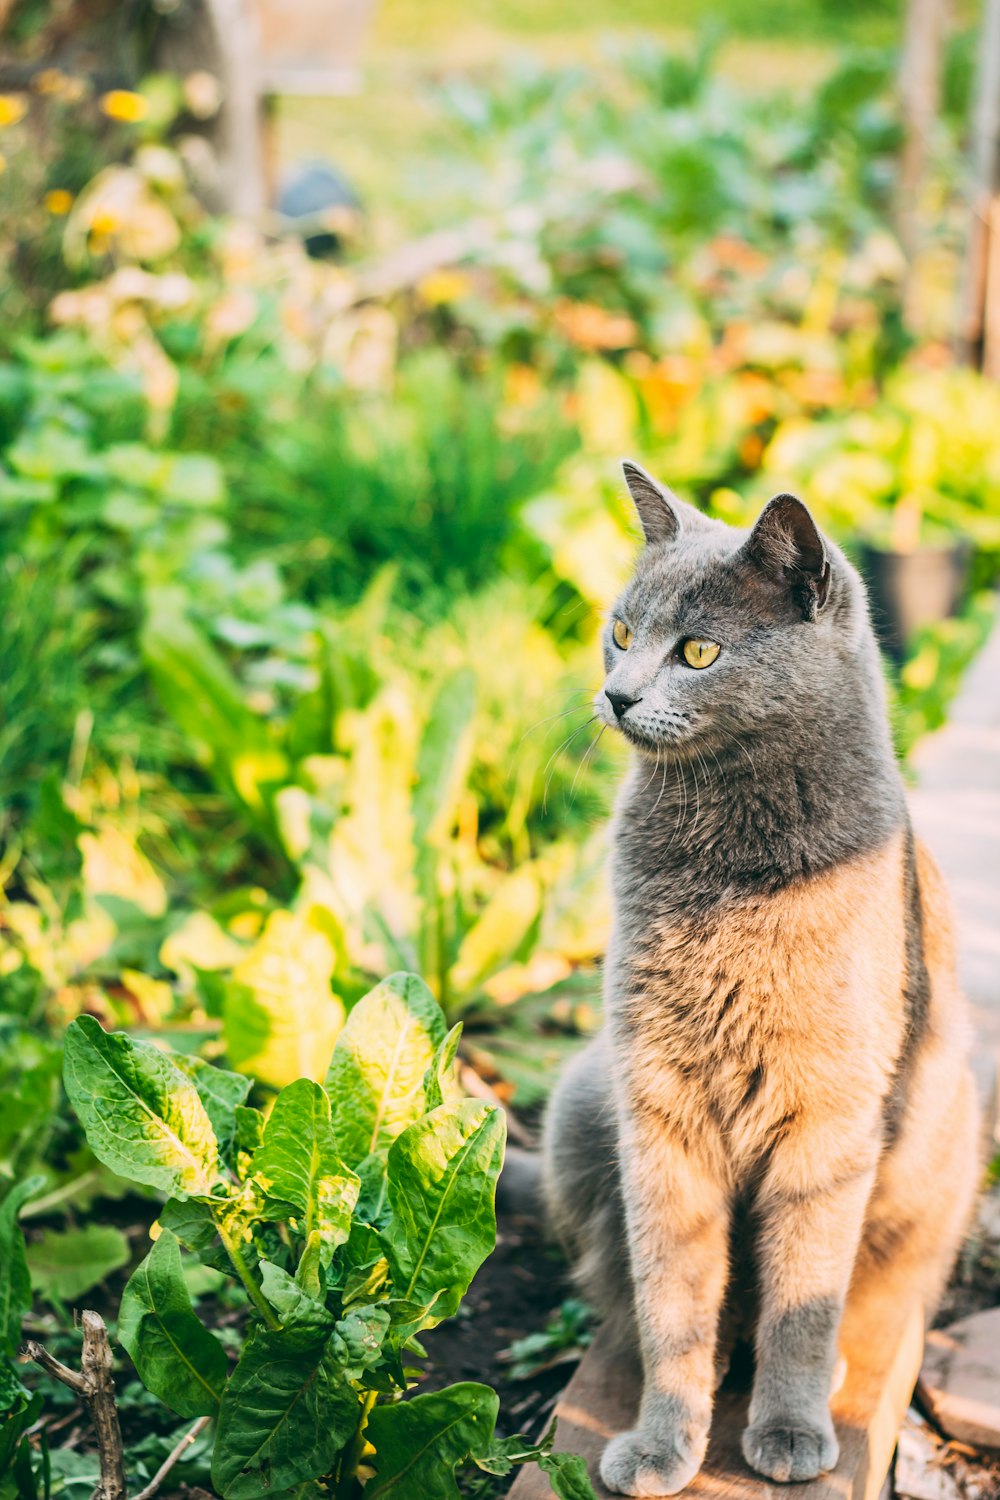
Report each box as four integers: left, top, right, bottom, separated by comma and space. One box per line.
132, 1417, 211, 1500
27, 1312, 128, 1500
24, 1341, 89, 1398
81, 1313, 128, 1500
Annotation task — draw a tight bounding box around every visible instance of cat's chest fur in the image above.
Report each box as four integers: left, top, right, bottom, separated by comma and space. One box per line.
608, 819, 909, 1176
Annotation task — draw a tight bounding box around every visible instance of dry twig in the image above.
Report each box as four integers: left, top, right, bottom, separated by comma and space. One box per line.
132, 1417, 212, 1500
27, 1311, 128, 1500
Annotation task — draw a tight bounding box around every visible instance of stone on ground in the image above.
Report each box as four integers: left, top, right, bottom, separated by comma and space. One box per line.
896, 1409, 963, 1500
918, 1306, 1000, 1452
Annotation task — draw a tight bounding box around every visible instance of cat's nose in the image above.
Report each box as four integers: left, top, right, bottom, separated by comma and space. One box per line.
606, 690, 641, 720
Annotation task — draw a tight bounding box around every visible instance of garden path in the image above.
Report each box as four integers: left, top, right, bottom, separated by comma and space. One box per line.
908, 609, 1000, 1096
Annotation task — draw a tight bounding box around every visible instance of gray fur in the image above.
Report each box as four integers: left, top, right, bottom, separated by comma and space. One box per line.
597, 483, 904, 906
542, 465, 979, 1496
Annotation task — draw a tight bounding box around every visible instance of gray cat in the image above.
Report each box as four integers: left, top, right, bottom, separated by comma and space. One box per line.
542, 462, 980, 1496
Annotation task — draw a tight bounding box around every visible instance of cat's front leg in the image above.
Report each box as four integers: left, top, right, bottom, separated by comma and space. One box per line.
743, 1135, 878, 1484
600, 1105, 730, 1498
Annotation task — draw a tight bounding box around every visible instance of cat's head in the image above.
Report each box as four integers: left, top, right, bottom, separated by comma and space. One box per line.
597, 460, 871, 756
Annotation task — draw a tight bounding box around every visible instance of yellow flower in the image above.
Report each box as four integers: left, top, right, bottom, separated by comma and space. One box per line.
0, 153, 5, 175
89, 209, 119, 236
99, 90, 148, 124
0, 94, 27, 127
44, 188, 74, 215
418, 269, 472, 305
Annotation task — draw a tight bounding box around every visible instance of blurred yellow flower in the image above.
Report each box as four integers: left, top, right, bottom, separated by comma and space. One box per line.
228, 911, 264, 941
418, 269, 472, 305
0, 94, 27, 127
44, 188, 74, 215
64, 165, 181, 267
90, 209, 119, 236
100, 90, 148, 124
504, 362, 541, 408
0, 153, 5, 175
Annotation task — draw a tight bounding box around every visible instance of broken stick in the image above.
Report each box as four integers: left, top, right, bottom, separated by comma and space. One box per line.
27, 1310, 128, 1500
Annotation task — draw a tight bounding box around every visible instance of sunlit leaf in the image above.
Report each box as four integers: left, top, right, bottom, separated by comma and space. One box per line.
172, 1054, 251, 1158
250, 1078, 358, 1257
423, 1023, 463, 1111
448, 867, 541, 1004
63, 1017, 218, 1198
325, 972, 445, 1167
412, 670, 476, 848
224, 909, 343, 1089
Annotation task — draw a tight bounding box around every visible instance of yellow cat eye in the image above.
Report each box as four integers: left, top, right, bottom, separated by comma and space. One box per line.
612, 619, 633, 650
682, 639, 720, 669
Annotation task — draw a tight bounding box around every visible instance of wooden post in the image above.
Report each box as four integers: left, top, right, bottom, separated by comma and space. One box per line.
149, 0, 266, 220
510, 1299, 925, 1500
897, 0, 949, 326
959, 0, 1000, 366
203, 0, 266, 221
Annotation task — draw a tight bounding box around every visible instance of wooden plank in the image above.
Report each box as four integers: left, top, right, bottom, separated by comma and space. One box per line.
509, 1298, 925, 1500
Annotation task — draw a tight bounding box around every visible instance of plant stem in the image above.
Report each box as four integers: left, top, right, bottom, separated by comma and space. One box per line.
213, 1215, 282, 1331
20, 1170, 101, 1219
335, 1391, 378, 1500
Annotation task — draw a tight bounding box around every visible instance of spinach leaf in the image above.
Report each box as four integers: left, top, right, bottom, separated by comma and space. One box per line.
211, 1329, 358, 1500
172, 1055, 251, 1159
381, 1100, 504, 1332
63, 1017, 218, 1198
0, 1177, 43, 1357
258, 1259, 333, 1332
325, 972, 445, 1167
365, 1382, 499, 1499
119, 1229, 228, 1417
250, 1078, 358, 1258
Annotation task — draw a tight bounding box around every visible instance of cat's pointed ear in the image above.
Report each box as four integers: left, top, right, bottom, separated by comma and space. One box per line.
621, 460, 681, 547
741, 493, 831, 620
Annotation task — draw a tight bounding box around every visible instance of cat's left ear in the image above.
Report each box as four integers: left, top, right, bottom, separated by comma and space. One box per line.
741, 494, 831, 620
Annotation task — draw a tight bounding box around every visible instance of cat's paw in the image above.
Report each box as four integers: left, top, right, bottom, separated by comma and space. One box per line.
600, 1430, 703, 1497
742, 1417, 839, 1483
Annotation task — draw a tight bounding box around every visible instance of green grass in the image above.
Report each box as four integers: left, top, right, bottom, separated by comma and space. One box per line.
272, 0, 906, 251
370, 0, 902, 48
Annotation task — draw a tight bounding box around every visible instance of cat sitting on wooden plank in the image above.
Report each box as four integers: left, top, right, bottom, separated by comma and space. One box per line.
543, 463, 980, 1496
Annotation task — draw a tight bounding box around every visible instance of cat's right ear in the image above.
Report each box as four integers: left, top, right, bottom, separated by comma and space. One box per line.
622, 460, 681, 547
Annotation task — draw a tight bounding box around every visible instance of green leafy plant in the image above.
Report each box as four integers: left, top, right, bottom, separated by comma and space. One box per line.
41, 972, 595, 1500
502, 1298, 595, 1382
891, 591, 997, 760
